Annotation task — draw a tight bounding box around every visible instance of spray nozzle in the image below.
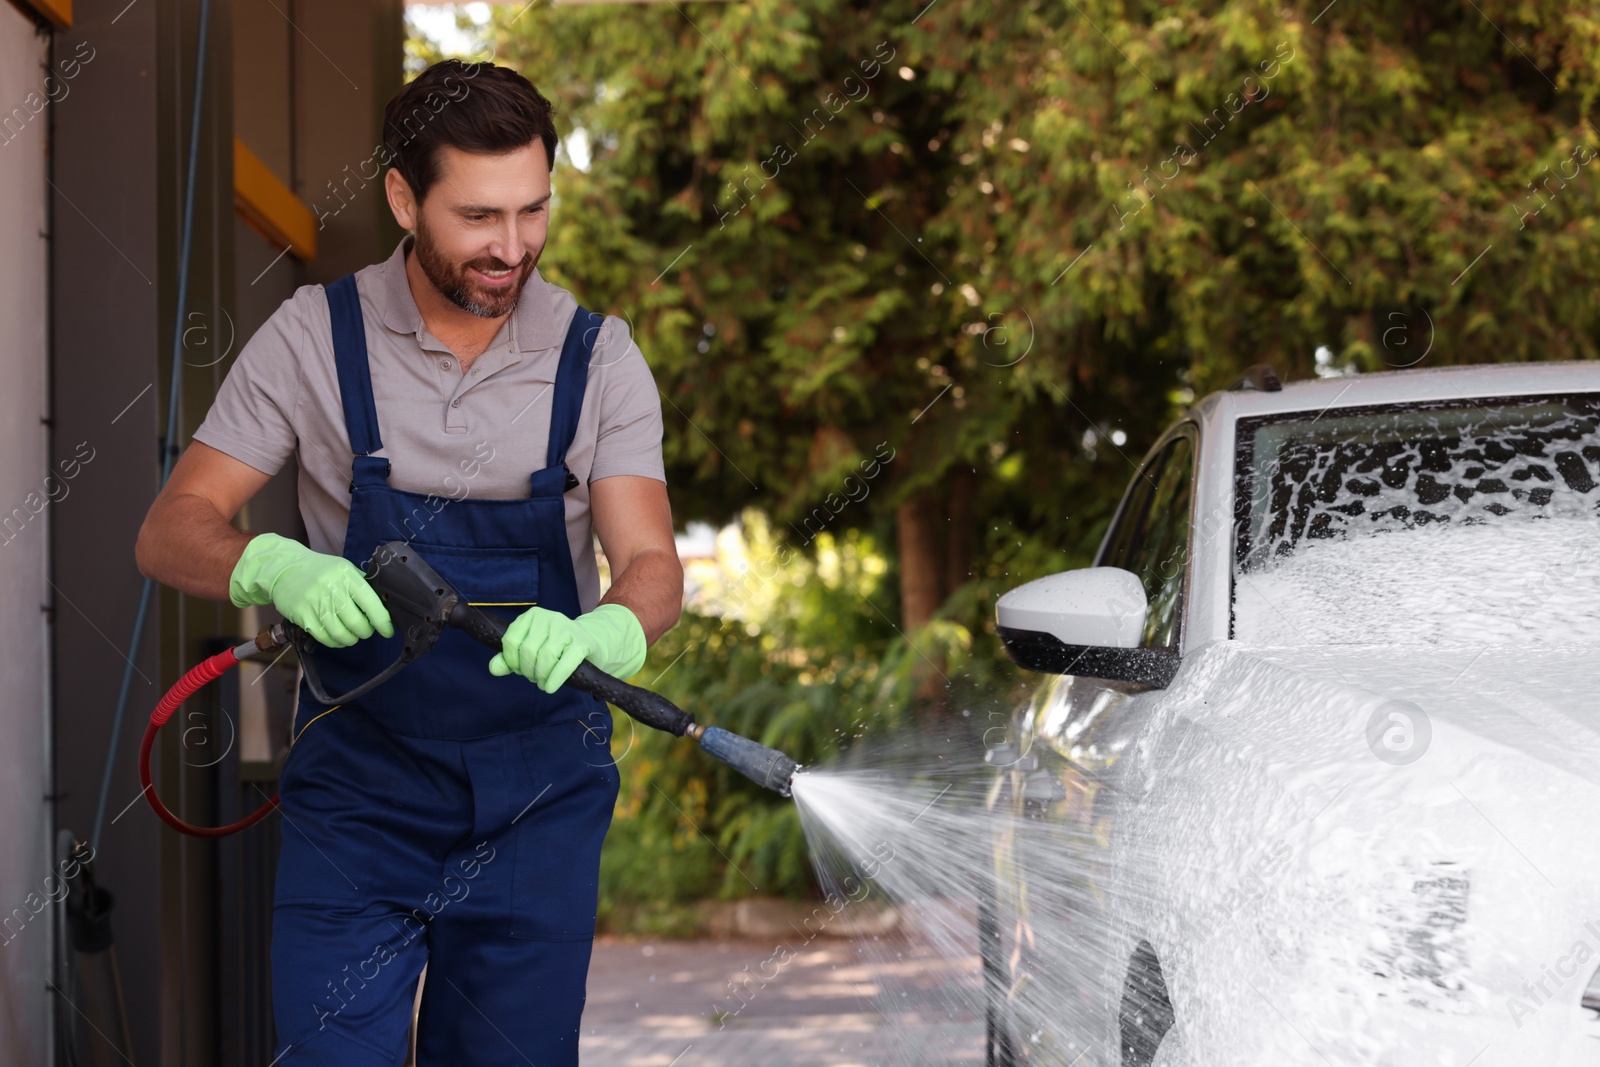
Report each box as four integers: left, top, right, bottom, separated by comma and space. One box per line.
688, 723, 801, 797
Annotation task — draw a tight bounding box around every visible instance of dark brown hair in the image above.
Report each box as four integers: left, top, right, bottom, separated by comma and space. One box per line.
382, 59, 559, 203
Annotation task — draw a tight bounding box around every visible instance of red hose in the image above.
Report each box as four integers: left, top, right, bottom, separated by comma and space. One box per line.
140, 647, 281, 837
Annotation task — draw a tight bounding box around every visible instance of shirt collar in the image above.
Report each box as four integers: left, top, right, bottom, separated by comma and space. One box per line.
378, 232, 569, 353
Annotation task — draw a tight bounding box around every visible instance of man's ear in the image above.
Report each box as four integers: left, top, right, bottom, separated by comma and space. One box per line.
385, 168, 417, 230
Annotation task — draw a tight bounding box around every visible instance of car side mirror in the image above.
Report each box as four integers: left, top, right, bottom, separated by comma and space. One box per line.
995, 567, 1179, 687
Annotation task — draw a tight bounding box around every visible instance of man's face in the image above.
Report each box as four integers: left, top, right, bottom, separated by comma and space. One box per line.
408, 141, 551, 319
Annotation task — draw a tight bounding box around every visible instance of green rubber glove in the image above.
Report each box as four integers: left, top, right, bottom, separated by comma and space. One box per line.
487, 603, 647, 693
228, 532, 394, 648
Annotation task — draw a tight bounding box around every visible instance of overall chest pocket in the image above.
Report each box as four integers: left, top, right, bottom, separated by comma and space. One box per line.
402, 541, 541, 610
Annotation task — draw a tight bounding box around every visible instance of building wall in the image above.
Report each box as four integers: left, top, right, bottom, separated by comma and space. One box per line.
47, 0, 232, 1060
0, 6, 55, 1065
231, 0, 293, 183
283, 0, 406, 283
43, 0, 404, 1064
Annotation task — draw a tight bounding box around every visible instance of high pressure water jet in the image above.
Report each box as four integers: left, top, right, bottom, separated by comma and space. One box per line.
141, 540, 802, 836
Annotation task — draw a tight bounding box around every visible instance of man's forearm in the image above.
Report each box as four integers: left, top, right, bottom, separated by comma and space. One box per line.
599, 548, 683, 645
135, 494, 254, 603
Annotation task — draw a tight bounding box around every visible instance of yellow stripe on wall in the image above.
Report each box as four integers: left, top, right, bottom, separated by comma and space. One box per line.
233, 137, 317, 262
13, 0, 70, 29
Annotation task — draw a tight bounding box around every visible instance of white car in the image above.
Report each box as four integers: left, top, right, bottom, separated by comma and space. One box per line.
987, 362, 1600, 1067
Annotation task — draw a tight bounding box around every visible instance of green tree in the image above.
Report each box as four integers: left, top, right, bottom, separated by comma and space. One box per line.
487, 1, 1150, 662
478, 0, 1600, 657
912, 0, 1600, 392
403, 0, 1600, 911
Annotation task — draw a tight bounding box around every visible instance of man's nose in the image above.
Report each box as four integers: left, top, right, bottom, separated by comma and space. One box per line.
490, 221, 525, 267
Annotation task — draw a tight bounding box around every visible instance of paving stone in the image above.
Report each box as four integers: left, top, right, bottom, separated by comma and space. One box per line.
580, 933, 985, 1066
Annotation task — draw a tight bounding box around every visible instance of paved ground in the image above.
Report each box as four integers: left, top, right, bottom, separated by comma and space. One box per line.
580, 930, 986, 1066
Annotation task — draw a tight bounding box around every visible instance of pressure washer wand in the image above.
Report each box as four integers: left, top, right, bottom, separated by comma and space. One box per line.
450, 601, 800, 797
142, 542, 801, 838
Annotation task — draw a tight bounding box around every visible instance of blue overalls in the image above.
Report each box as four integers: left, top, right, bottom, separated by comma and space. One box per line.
269, 274, 620, 1066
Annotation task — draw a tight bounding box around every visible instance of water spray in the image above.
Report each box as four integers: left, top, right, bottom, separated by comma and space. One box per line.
141, 540, 801, 836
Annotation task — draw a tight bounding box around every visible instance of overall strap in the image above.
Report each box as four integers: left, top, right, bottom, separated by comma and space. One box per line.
546, 306, 605, 474
326, 274, 383, 457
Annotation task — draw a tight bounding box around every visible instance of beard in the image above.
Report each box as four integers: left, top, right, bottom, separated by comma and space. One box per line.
412, 214, 537, 319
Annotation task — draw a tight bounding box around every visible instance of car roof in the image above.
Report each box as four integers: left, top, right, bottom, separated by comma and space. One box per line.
1192, 360, 1600, 429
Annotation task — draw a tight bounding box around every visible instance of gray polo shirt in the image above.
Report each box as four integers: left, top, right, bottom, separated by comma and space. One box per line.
193, 233, 665, 612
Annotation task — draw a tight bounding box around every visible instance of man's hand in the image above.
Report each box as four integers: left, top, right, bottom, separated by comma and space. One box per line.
228, 532, 394, 648
487, 603, 647, 693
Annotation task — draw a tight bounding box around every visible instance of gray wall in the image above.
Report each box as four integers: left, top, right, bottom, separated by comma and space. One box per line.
235, 0, 406, 290
45, 0, 404, 1064
0, 5, 56, 1064
49, 0, 234, 1060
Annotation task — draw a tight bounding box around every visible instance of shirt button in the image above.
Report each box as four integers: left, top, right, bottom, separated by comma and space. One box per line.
451, 399, 460, 407
441, 359, 452, 370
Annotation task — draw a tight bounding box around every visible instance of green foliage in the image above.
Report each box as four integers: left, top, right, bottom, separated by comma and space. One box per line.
480, 0, 1600, 524
405, 0, 1600, 919
596, 512, 1034, 920
418, 0, 1600, 550
597, 515, 902, 915
911, 0, 1600, 394
483, 0, 1156, 568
